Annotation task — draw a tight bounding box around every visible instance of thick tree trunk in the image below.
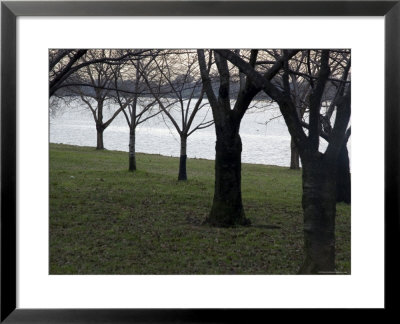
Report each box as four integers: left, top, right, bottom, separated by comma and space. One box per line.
205, 131, 250, 227
178, 135, 187, 181
299, 157, 337, 274
290, 136, 300, 170
96, 124, 104, 150
128, 127, 136, 171
336, 143, 351, 204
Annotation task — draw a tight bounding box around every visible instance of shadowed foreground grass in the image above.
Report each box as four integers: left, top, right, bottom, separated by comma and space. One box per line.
49, 143, 350, 274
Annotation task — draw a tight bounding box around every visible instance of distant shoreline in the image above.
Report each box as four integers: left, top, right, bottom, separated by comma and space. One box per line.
49, 142, 297, 169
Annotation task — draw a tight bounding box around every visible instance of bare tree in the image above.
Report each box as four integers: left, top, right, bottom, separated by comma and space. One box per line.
111, 57, 161, 171
139, 50, 214, 181
216, 49, 351, 274
49, 49, 88, 97
197, 49, 296, 227
49, 49, 155, 97
66, 50, 127, 150
320, 53, 351, 204
282, 50, 351, 203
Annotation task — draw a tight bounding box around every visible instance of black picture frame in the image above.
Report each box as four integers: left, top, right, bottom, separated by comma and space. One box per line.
1, 0, 398, 322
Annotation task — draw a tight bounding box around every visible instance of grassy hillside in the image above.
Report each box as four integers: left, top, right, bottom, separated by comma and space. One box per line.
49, 143, 350, 274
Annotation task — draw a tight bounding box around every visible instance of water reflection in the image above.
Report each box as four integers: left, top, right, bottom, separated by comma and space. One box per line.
50, 100, 339, 167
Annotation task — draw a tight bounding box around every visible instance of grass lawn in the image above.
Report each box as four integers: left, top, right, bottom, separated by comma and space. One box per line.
49, 143, 350, 274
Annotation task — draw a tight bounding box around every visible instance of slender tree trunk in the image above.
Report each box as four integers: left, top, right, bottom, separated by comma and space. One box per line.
336, 142, 351, 204
299, 157, 337, 274
205, 128, 250, 227
96, 124, 105, 150
128, 126, 136, 171
178, 135, 187, 181
96, 100, 105, 150
129, 94, 138, 171
290, 136, 300, 169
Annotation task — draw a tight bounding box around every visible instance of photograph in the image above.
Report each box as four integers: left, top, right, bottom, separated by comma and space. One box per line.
3, 0, 397, 319
49, 49, 351, 275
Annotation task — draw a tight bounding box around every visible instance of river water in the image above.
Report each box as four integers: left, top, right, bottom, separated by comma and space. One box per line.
50, 99, 335, 167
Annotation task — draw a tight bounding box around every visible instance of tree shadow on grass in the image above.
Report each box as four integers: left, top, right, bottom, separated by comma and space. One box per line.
250, 224, 281, 229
